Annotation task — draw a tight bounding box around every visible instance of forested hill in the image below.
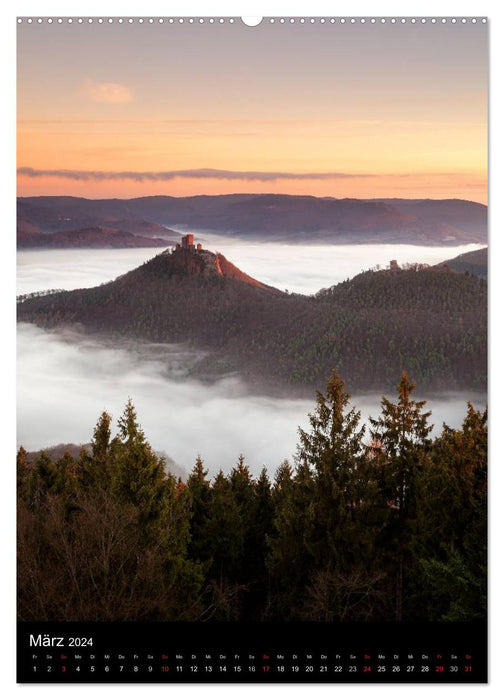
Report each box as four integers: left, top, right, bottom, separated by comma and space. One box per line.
17, 246, 487, 393
436, 247, 488, 278
131, 242, 283, 293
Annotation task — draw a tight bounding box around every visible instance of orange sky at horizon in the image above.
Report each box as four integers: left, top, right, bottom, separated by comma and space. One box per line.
17, 20, 488, 204
16, 171, 488, 204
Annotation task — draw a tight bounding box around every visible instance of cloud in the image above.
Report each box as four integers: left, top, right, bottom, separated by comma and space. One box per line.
17, 167, 368, 182
80, 79, 133, 104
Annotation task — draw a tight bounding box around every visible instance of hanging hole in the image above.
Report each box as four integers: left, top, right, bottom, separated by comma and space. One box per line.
241, 17, 263, 27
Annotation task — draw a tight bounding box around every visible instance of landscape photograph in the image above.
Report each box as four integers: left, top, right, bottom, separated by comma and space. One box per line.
16, 17, 487, 625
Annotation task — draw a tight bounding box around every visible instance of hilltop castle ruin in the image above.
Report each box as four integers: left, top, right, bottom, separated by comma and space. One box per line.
175, 234, 203, 252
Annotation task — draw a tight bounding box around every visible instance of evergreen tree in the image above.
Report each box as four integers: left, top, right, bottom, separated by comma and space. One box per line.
229, 454, 257, 585
270, 372, 389, 620
187, 456, 212, 565
80, 410, 114, 490
297, 370, 365, 476
112, 399, 168, 539
299, 372, 377, 572
268, 460, 317, 618
369, 371, 433, 620
248, 467, 274, 619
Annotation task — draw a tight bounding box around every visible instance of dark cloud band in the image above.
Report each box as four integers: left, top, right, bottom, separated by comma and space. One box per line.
18, 167, 368, 182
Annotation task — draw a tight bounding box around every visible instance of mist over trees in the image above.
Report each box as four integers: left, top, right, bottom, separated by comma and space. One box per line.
18, 261, 487, 393
17, 373, 487, 624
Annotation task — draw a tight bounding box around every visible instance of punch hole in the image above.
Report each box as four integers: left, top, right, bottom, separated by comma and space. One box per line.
241, 17, 263, 27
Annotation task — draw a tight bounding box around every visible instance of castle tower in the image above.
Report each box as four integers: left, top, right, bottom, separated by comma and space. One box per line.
181, 234, 194, 249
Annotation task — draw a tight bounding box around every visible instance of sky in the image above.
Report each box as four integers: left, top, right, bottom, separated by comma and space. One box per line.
17, 18, 488, 201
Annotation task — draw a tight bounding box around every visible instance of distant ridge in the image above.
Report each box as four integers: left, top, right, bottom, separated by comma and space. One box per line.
17, 194, 487, 247
17, 225, 174, 249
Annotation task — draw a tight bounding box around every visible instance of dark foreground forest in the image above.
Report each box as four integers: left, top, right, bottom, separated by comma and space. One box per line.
17, 372, 487, 624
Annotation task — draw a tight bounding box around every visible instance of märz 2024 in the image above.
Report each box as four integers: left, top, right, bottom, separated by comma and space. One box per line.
29, 635, 93, 647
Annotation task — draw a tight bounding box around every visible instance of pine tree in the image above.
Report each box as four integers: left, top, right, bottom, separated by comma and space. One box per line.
297, 370, 365, 476
270, 372, 386, 620
247, 467, 274, 619
187, 456, 212, 565
369, 371, 433, 621
111, 400, 169, 543
297, 371, 370, 572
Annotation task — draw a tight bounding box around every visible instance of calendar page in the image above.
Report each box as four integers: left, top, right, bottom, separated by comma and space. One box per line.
16, 14, 488, 684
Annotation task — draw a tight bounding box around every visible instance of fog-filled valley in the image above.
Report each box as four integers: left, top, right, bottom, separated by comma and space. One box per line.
17, 237, 485, 296
18, 322, 485, 475
17, 235, 487, 476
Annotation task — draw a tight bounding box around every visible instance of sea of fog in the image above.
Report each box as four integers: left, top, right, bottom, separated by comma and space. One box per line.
17, 240, 486, 475
17, 324, 485, 477
17, 239, 485, 296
